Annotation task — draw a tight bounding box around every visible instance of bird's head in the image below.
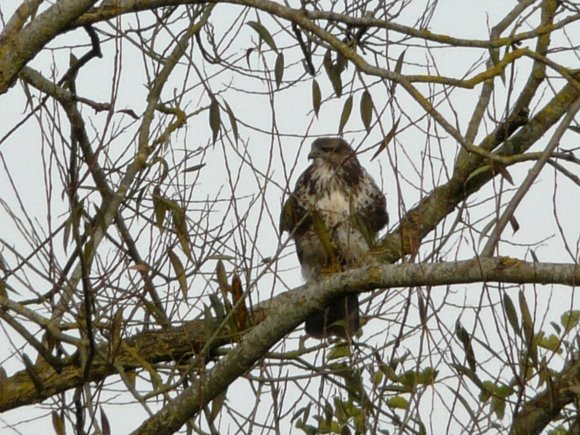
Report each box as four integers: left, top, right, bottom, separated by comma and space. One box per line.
308, 138, 356, 168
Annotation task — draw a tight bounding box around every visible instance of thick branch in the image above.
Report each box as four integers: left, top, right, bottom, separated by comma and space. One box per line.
1, 258, 578, 416
0, 0, 98, 94
129, 257, 579, 434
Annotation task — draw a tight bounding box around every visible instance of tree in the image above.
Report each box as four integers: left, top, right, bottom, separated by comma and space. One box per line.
0, 0, 578, 433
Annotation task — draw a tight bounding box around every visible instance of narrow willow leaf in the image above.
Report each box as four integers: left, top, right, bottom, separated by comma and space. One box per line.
209, 97, 220, 143
152, 189, 167, 230
519, 290, 538, 365
391, 49, 406, 94
455, 321, 476, 372
172, 208, 191, 258
329, 67, 343, 97
502, 293, 520, 336
274, 52, 284, 89
247, 21, 277, 52
360, 90, 373, 132
100, 407, 111, 435
224, 102, 239, 143
338, 95, 353, 134
371, 117, 400, 161
509, 215, 520, 234
312, 79, 321, 117
52, 411, 66, 435
184, 163, 206, 173
168, 249, 188, 299
518, 290, 534, 344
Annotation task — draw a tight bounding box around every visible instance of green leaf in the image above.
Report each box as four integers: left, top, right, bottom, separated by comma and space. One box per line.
338, 95, 353, 134
561, 310, 580, 333
274, 52, 284, 89
360, 90, 373, 132
537, 332, 561, 353
491, 395, 506, 419
209, 97, 221, 143
247, 21, 277, 52
312, 79, 321, 117
417, 367, 438, 385
326, 343, 352, 360
168, 249, 188, 299
519, 291, 537, 365
387, 396, 409, 410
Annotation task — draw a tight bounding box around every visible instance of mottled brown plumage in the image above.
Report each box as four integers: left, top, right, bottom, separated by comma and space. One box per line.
280, 138, 388, 339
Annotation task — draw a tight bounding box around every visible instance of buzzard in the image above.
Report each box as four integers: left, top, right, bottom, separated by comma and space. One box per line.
280, 138, 388, 339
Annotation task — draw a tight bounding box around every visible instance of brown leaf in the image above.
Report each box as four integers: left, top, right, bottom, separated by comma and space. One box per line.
224, 102, 239, 143
100, 407, 111, 435
312, 79, 321, 117
169, 249, 188, 299
231, 273, 247, 329
509, 215, 520, 234
52, 411, 66, 435
338, 95, 353, 134
391, 50, 406, 94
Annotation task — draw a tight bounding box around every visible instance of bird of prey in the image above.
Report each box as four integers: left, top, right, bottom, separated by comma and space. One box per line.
280, 138, 388, 339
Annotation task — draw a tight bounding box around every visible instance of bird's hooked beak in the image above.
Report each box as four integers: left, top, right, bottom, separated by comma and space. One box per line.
307, 149, 321, 160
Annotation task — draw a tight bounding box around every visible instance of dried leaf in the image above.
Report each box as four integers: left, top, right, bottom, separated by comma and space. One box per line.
274, 52, 284, 89
360, 90, 373, 132
495, 164, 514, 185
509, 215, 520, 234
231, 273, 247, 330
224, 102, 239, 143
52, 411, 66, 435
209, 97, 220, 143
184, 163, 206, 173
216, 260, 230, 295
168, 249, 188, 299
338, 95, 353, 134
502, 293, 520, 336
100, 407, 111, 435
171, 207, 191, 258
247, 21, 277, 52
111, 308, 123, 356
312, 79, 321, 117
391, 50, 406, 94
371, 117, 400, 161
455, 321, 476, 372
152, 191, 167, 230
